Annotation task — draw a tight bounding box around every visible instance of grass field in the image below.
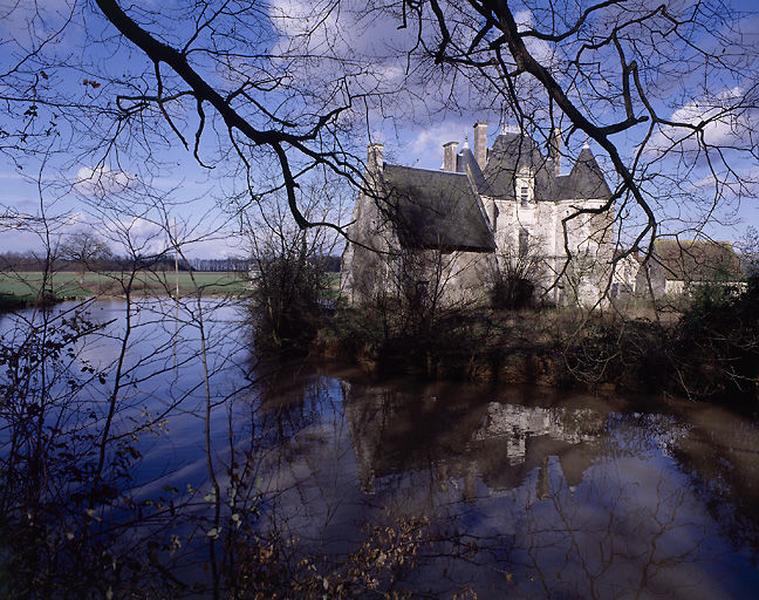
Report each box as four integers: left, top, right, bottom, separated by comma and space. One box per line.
0, 271, 250, 306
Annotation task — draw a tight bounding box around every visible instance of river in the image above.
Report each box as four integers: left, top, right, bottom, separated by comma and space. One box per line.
1, 299, 759, 598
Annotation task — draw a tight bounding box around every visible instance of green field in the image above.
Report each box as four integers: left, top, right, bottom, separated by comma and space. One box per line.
0, 271, 249, 306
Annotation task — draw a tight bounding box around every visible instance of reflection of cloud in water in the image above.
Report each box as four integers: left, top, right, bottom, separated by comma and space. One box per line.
328, 378, 759, 598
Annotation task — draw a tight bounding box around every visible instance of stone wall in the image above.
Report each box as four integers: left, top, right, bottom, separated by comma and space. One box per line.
488, 195, 615, 306
341, 188, 397, 304
437, 250, 497, 306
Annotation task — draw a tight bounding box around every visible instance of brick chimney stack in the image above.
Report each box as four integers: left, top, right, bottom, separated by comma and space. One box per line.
549, 127, 562, 176
442, 141, 458, 172
473, 122, 488, 169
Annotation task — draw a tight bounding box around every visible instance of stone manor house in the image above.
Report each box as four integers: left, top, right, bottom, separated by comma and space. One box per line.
342, 121, 619, 307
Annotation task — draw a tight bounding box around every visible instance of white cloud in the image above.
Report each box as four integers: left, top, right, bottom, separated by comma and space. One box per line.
669, 86, 744, 144
648, 86, 759, 154
74, 166, 134, 197
513, 9, 556, 67
266, 1, 504, 134
264, 1, 567, 160
406, 121, 473, 166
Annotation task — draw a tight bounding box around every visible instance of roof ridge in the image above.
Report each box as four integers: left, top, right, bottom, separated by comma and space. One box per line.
655, 238, 734, 246
384, 163, 467, 176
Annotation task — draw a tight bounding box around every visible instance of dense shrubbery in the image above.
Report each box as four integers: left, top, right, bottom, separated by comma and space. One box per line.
250, 255, 329, 351
316, 297, 493, 378
320, 280, 759, 404
670, 279, 759, 402
490, 276, 536, 310
489, 244, 545, 310
525, 280, 759, 401
564, 318, 669, 390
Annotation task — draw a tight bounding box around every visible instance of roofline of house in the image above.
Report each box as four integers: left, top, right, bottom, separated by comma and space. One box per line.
401, 241, 496, 253
384, 162, 469, 176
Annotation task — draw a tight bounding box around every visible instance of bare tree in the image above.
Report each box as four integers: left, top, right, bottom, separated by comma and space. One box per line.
59, 230, 112, 285
241, 172, 348, 349
490, 229, 548, 309
2, 2, 757, 263
1, 5, 759, 594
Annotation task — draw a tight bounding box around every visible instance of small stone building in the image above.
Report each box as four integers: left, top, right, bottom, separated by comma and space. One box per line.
635, 239, 743, 298
342, 122, 618, 307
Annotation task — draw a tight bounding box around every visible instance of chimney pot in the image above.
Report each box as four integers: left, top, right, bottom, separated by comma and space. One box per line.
473, 122, 488, 169
367, 142, 384, 191
442, 141, 458, 172
367, 142, 384, 173
549, 127, 562, 176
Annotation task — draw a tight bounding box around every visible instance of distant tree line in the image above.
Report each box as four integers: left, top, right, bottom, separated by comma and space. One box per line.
0, 251, 341, 273
0, 251, 185, 272
0, 251, 249, 273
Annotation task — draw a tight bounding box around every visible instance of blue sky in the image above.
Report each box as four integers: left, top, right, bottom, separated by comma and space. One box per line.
1, 0, 758, 257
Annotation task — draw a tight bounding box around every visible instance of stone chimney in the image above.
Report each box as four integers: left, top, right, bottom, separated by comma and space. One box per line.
367, 142, 384, 183
473, 122, 488, 169
442, 141, 458, 172
365, 142, 384, 195
549, 127, 562, 176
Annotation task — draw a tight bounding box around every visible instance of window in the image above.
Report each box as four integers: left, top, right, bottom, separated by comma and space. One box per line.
519, 186, 529, 207
519, 228, 529, 258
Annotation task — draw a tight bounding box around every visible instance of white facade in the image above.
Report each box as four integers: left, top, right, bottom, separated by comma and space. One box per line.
487, 193, 614, 306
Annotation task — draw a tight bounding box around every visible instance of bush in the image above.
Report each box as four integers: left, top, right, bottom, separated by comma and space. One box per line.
250, 255, 328, 351
490, 276, 535, 310
564, 317, 669, 390
671, 278, 759, 402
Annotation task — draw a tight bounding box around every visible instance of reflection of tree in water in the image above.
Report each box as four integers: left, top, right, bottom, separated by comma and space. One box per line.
341, 380, 759, 598
344, 380, 607, 498
4, 302, 759, 599
0, 301, 418, 598
254, 362, 336, 447
510, 456, 714, 599
666, 403, 759, 561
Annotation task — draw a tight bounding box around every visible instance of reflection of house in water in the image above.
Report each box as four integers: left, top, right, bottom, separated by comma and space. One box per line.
342, 380, 607, 499
474, 402, 601, 464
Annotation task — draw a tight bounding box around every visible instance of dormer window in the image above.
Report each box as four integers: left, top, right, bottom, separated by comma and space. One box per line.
516, 166, 534, 206
519, 186, 529, 207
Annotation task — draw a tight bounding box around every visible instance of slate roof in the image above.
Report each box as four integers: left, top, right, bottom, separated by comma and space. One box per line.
650, 239, 743, 281
373, 133, 611, 254
481, 133, 553, 200
481, 133, 612, 201
560, 147, 612, 199
455, 147, 486, 192
382, 164, 495, 252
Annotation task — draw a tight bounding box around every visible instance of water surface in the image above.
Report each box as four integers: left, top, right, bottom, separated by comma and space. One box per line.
2, 299, 759, 598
